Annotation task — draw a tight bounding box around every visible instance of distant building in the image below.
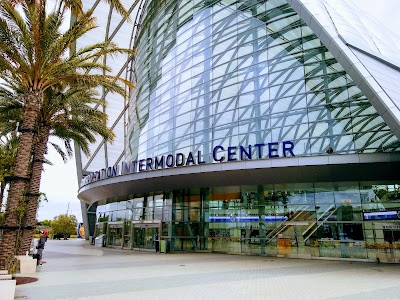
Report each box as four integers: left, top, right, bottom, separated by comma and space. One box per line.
76, 0, 400, 263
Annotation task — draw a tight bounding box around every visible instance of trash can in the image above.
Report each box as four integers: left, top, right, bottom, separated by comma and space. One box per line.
95, 234, 105, 247
160, 240, 166, 253
160, 240, 170, 253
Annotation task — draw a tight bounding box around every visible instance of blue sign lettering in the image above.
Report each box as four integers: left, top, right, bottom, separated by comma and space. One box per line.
213, 145, 225, 162
81, 141, 296, 186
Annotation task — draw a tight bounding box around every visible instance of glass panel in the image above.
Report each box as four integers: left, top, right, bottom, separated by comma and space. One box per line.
107, 225, 123, 247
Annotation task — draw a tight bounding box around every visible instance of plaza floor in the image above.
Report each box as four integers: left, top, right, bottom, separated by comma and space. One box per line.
14, 239, 400, 300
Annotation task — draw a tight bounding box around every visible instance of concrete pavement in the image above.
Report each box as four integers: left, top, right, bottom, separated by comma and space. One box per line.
14, 239, 400, 300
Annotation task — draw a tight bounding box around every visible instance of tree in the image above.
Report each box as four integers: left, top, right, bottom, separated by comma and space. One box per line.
51, 214, 77, 239
38, 219, 52, 227
11, 0, 131, 21
0, 84, 116, 252
0, 135, 18, 210
0, 0, 134, 271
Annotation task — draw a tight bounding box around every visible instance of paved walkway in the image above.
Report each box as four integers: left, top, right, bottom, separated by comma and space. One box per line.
15, 239, 400, 300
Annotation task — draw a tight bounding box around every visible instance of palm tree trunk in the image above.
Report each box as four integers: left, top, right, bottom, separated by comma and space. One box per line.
0, 91, 41, 271
21, 129, 50, 254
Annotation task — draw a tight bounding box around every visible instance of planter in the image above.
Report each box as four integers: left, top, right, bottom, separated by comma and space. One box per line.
16, 256, 37, 274
0, 279, 16, 300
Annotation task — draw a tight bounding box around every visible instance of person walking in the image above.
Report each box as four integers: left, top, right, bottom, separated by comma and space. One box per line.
36, 231, 47, 265
155, 232, 160, 253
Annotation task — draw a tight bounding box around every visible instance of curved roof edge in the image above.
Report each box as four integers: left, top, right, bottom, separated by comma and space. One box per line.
78, 153, 400, 205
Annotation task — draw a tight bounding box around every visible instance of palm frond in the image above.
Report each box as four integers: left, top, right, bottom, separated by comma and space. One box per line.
49, 142, 68, 163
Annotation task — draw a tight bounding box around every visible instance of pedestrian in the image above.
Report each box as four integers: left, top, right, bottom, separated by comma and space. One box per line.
36, 230, 47, 265
155, 232, 159, 253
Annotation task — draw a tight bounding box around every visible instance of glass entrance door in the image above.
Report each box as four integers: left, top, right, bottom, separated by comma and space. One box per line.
132, 223, 159, 250
108, 224, 123, 247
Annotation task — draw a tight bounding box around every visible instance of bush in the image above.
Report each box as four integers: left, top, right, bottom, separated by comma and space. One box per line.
51, 214, 78, 239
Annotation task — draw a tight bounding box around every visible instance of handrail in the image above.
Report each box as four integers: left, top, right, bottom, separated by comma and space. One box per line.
303, 206, 338, 243
301, 204, 334, 236
265, 205, 310, 243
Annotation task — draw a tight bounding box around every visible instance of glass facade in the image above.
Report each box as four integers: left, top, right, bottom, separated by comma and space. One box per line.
96, 183, 400, 262
78, 0, 400, 263
127, 0, 400, 162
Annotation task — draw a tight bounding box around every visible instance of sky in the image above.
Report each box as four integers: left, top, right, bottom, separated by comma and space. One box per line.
36, 0, 400, 223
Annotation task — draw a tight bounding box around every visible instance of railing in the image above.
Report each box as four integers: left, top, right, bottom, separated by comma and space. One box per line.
265, 205, 310, 244
303, 205, 337, 243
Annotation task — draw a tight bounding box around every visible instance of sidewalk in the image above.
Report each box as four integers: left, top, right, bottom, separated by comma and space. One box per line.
15, 239, 400, 300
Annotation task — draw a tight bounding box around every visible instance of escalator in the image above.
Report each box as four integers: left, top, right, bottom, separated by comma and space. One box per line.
265, 205, 338, 250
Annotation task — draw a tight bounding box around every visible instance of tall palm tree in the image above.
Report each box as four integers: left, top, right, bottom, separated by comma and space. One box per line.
0, 0, 133, 270
0, 89, 21, 212
0, 135, 18, 210
0, 85, 116, 253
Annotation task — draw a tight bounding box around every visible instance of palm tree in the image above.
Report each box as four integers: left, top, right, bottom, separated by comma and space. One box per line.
0, 85, 116, 253
0, 135, 18, 210
0, 89, 22, 212
10, 0, 131, 21
0, 0, 133, 270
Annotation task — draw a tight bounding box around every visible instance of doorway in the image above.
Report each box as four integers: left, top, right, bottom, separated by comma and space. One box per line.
132, 221, 161, 251
107, 223, 123, 247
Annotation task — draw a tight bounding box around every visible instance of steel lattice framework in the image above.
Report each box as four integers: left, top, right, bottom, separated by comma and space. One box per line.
128, 0, 400, 167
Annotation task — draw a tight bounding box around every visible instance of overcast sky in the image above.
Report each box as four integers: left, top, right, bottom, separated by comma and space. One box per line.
37, 1, 400, 223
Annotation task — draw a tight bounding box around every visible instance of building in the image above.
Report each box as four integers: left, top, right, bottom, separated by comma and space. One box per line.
76, 0, 400, 263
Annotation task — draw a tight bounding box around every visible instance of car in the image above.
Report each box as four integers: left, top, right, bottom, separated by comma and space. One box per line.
53, 233, 70, 240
